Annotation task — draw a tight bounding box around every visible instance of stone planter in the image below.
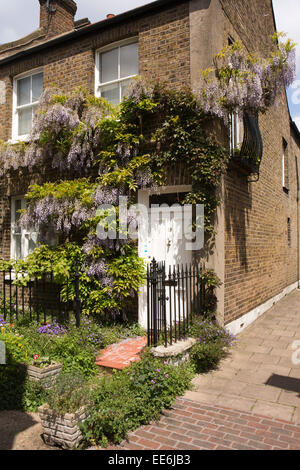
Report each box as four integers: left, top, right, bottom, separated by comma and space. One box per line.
39, 404, 88, 449
26, 363, 62, 388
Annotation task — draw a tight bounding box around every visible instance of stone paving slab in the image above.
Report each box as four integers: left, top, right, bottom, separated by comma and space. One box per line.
187, 289, 300, 424
106, 398, 300, 450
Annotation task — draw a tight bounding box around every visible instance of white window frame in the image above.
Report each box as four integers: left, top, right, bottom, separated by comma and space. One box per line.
95, 38, 139, 104
12, 67, 44, 142
230, 111, 243, 155
282, 139, 288, 190
11, 196, 38, 260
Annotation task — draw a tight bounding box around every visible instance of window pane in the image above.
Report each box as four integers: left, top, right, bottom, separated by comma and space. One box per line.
18, 107, 32, 136
14, 235, 22, 260
101, 83, 120, 105
120, 43, 138, 78
28, 232, 38, 254
101, 48, 118, 83
14, 199, 22, 228
17, 76, 31, 106
32, 73, 43, 102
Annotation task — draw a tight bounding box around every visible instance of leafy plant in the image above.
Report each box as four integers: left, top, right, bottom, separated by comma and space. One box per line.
46, 371, 90, 415
189, 342, 225, 373
81, 353, 194, 447
188, 318, 237, 373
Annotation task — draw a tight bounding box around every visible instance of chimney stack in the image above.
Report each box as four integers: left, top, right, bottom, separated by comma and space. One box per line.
39, 0, 77, 37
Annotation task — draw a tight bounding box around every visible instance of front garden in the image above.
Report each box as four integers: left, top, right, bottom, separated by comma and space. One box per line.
0, 313, 235, 448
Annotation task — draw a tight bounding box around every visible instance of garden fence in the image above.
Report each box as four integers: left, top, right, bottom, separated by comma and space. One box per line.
147, 258, 206, 347
0, 260, 81, 327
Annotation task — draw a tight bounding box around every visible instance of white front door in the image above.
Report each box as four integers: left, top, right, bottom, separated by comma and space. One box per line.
138, 186, 192, 328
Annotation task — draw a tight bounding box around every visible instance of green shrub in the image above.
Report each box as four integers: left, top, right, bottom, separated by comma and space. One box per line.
0, 364, 47, 411
189, 342, 226, 373
188, 318, 236, 348
46, 371, 91, 415
0, 327, 29, 364
188, 319, 236, 373
81, 354, 194, 447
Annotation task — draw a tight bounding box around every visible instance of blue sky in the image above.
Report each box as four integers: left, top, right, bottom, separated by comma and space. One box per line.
0, 0, 299, 127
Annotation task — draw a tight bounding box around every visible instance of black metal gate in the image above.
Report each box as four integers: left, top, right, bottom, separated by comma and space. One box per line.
147, 258, 205, 347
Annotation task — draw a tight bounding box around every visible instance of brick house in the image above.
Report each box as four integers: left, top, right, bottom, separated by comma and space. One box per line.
0, 0, 299, 334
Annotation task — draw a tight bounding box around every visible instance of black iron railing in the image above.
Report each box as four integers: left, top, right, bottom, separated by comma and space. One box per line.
0, 261, 81, 327
147, 258, 206, 347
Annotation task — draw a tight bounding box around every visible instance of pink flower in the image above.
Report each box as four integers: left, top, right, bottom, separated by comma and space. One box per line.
33, 354, 39, 360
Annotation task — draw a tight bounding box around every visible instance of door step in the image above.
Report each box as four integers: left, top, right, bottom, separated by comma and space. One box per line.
95, 336, 147, 372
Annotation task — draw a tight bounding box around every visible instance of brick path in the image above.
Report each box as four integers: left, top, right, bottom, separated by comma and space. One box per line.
95, 336, 147, 370
107, 398, 300, 450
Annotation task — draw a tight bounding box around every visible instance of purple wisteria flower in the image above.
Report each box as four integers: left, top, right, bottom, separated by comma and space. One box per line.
93, 186, 120, 206
136, 168, 153, 188
123, 76, 155, 103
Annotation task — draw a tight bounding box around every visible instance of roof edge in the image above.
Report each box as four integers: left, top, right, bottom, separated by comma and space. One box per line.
0, 0, 187, 67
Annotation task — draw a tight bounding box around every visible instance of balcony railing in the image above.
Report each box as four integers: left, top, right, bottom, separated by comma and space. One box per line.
233, 111, 263, 174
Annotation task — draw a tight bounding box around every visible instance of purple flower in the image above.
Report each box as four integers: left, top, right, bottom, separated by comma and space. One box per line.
37, 321, 66, 336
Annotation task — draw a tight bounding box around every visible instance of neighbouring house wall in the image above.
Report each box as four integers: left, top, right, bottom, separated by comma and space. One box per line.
220, 0, 300, 325
188, 0, 300, 327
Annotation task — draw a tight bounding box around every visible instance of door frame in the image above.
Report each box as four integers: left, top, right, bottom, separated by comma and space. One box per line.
138, 185, 192, 328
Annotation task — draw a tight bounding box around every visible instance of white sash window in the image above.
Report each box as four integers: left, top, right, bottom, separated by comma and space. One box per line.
13, 70, 43, 140
95, 39, 138, 105
11, 197, 38, 260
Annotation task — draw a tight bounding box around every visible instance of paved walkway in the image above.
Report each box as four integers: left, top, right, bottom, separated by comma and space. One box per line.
186, 289, 300, 423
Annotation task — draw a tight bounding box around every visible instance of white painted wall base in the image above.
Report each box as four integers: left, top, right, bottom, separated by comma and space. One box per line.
225, 281, 300, 336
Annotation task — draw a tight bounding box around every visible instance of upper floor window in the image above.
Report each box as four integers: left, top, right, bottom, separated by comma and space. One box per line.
95, 40, 138, 105
13, 70, 43, 140
230, 111, 244, 155
282, 138, 289, 191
